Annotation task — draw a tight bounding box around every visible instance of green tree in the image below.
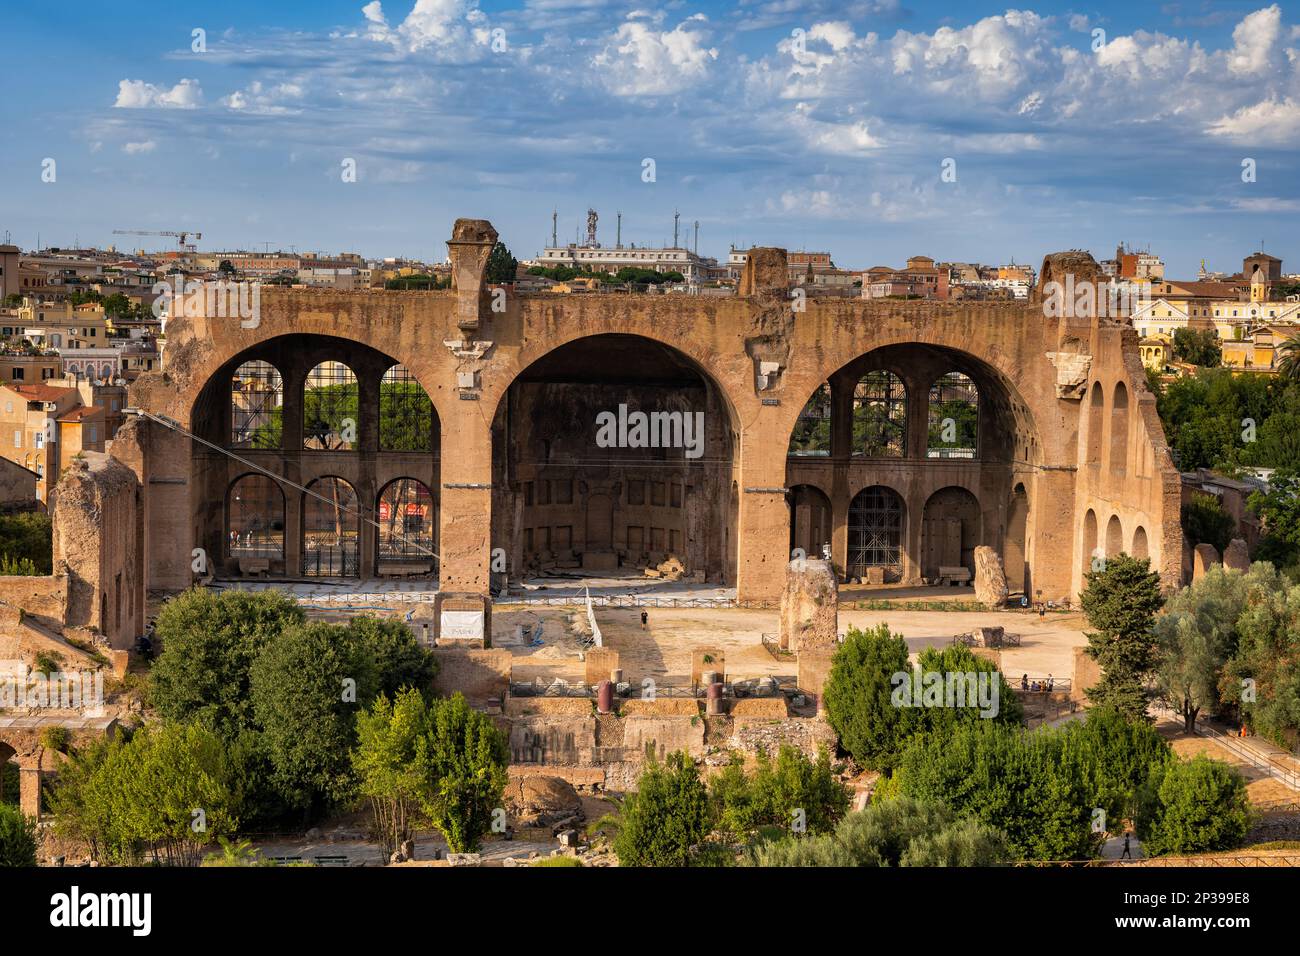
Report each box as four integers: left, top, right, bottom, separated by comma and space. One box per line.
1248, 470, 1300, 572
249, 621, 367, 818
484, 242, 518, 284
1224, 573, 1300, 748
1180, 493, 1236, 555
0, 804, 38, 867
0, 511, 53, 574
1136, 756, 1251, 856
1277, 337, 1300, 382
1172, 328, 1222, 367
1152, 565, 1265, 732
613, 751, 710, 866
344, 616, 437, 701
148, 588, 305, 740
1080, 554, 1164, 720
745, 796, 1010, 867
896, 720, 1095, 861
709, 745, 849, 839
418, 693, 509, 853
822, 625, 915, 770
1056, 707, 1172, 827
46, 725, 242, 866
353, 688, 431, 857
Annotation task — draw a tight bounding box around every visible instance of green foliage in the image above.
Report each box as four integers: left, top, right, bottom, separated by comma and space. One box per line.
148, 588, 305, 739
344, 615, 438, 701
1172, 328, 1222, 367
823, 627, 1023, 772
896, 721, 1096, 861
484, 242, 518, 284
745, 796, 1010, 867
1156, 367, 1300, 471
40, 727, 72, 753
709, 746, 849, 839
0, 511, 53, 575
1056, 707, 1173, 827
0, 803, 38, 867
385, 274, 448, 290
1248, 470, 1300, 572
0, 759, 18, 805
1180, 493, 1236, 555
1080, 554, 1164, 720
249, 621, 367, 817
33, 650, 62, 675
353, 688, 434, 857
613, 751, 711, 866
47, 724, 242, 866
1136, 756, 1252, 856
418, 693, 509, 853
1223, 571, 1300, 749
1153, 564, 1270, 731
201, 835, 272, 867
822, 625, 914, 770
532, 855, 583, 867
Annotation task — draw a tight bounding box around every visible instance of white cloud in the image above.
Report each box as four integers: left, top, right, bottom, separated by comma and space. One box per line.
223, 80, 306, 114
592, 14, 719, 95
122, 140, 157, 154
1227, 4, 1282, 76
1206, 96, 1300, 142
114, 78, 203, 109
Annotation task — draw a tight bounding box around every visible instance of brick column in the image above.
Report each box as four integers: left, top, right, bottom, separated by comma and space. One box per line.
736, 416, 789, 603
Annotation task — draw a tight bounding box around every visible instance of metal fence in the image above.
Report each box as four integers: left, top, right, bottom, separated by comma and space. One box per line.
1198, 724, 1300, 791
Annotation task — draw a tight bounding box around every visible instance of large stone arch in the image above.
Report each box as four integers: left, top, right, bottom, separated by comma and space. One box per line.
784, 341, 1042, 589
186, 333, 440, 583
488, 332, 740, 586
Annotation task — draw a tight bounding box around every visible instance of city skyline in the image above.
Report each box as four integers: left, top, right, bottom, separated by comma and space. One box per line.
2, 1, 1300, 274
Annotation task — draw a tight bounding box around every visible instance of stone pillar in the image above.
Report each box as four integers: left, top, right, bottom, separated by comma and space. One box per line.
446, 219, 499, 334
439, 410, 493, 597
736, 421, 790, 603
144, 421, 193, 592
903, 485, 925, 584
355, 365, 382, 579
830, 480, 850, 580
905, 370, 930, 461
19, 766, 41, 820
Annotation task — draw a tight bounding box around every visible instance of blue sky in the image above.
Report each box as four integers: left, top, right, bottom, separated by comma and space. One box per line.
1, 0, 1298, 276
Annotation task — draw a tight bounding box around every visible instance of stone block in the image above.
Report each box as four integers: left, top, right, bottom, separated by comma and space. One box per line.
779, 558, 838, 652
974, 546, 1008, 608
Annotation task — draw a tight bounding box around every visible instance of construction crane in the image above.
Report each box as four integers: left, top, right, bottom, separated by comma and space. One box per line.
112, 229, 202, 252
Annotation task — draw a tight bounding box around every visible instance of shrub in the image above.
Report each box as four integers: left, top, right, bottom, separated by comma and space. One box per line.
0, 511, 53, 575
710, 746, 849, 839
354, 688, 434, 857
0, 804, 38, 867
46, 724, 242, 866
1136, 756, 1252, 856
613, 751, 710, 867
533, 855, 582, 867
1080, 554, 1164, 720
418, 693, 509, 853
822, 625, 915, 770
744, 796, 1010, 867
39, 727, 72, 753
149, 588, 305, 739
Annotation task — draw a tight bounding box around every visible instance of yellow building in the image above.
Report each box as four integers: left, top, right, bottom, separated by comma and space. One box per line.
0, 382, 104, 501
15, 299, 108, 350
1138, 334, 1172, 370
1222, 324, 1300, 372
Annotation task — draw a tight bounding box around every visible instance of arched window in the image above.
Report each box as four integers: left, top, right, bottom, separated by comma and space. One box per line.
302, 476, 360, 577
377, 478, 436, 574
303, 361, 359, 451
1110, 382, 1129, 475
847, 485, 905, 582
1106, 514, 1124, 556
927, 372, 978, 458
1132, 526, 1149, 560
853, 371, 906, 457
789, 382, 832, 456
1087, 381, 1104, 464
227, 474, 285, 560
231, 360, 283, 449
380, 364, 434, 452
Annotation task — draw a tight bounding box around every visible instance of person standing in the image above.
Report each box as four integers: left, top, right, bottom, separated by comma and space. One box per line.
640, 609, 648, 630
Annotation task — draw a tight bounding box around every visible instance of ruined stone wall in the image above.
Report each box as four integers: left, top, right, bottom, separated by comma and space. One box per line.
126, 219, 1173, 605
49, 450, 143, 649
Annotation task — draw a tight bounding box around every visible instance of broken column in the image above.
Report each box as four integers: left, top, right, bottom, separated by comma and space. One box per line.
1222, 538, 1250, 573
1192, 543, 1220, 581
779, 558, 838, 652
973, 545, 1008, 608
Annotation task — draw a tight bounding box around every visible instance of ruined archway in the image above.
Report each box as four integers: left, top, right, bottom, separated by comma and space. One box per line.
788, 484, 832, 561
921, 486, 981, 579
190, 334, 440, 581
490, 333, 738, 585
786, 343, 1040, 588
